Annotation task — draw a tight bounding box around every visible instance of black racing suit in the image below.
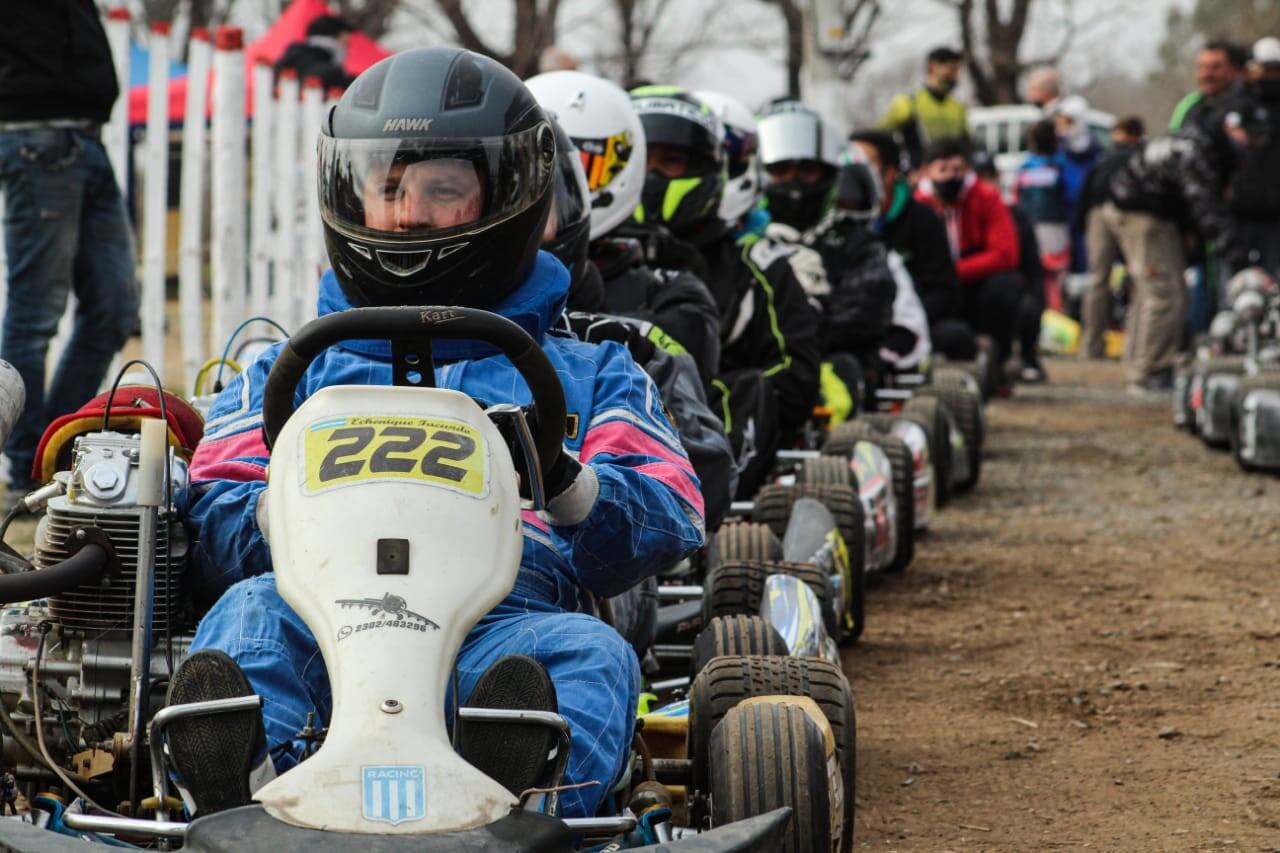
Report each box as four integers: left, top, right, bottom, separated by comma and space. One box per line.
574, 236, 722, 384
876, 180, 960, 327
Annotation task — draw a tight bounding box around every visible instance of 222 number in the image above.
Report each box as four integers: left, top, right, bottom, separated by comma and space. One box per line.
317, 426, 476, 484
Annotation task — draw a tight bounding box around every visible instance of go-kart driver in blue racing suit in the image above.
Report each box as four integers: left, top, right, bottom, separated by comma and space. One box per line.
168, 47, 705, 821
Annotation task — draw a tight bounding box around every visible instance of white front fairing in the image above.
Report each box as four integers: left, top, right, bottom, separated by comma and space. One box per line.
253, 386, 524, 833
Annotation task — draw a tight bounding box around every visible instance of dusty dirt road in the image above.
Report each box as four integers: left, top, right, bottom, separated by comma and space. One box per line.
849, 359, 1280, 852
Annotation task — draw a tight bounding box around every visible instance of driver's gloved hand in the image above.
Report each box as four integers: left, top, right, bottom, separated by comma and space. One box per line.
538, 450, 598, 527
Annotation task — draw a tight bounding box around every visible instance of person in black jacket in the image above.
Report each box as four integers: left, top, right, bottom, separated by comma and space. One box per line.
273, 15, 355, 91
1230, 39, 1280, 274
850, 130, 964, 350
1077, 116, 1143, 359
1105, 117, 1251, 390
0, 1, 139, 493
629, 87, 821, 496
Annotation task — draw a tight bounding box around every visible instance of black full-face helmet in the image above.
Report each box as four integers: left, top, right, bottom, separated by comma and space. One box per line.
542, 117, 593, 292
629, 86, 726, 237
318, 47, 557, 309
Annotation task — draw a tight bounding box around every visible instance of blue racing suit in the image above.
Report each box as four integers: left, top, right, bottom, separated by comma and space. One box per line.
184, 252, 705, 818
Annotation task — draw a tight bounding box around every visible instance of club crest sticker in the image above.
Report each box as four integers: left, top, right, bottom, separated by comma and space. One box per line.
362, 765, 426, 825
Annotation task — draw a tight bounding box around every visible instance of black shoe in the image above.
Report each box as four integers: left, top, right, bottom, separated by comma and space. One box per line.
166, 650, 265, 817
457, 655, 559, 799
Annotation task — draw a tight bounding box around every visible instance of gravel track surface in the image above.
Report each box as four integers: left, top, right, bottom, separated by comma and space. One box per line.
849, 359, 1280, 851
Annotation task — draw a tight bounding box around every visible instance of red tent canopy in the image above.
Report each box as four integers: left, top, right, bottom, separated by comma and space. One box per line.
126, 0, 391, 126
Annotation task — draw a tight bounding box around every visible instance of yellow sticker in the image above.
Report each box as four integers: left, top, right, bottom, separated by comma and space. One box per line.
302, 416, 487, 497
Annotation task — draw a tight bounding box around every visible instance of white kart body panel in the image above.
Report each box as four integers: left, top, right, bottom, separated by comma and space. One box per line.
254, 385, 523, 833
759, 573, 839, 667
848, 440, 896, 572
886, 420, 932, 530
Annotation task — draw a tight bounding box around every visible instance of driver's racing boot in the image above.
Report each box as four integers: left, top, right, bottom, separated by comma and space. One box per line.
458, 655, 561, 801
166, 650, 272, 817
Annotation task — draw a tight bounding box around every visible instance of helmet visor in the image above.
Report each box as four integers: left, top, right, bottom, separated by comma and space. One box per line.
573, 130, 638, 196
318, 123, 555, 244
758, 111, 833, 167
547, 135, 591, 239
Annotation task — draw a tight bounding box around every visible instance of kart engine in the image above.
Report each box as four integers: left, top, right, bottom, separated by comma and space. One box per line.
0, 430, 191, 790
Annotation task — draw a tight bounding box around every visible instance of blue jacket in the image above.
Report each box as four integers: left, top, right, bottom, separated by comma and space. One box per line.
1014, 153, 1069, 227
186, 252, 705, 612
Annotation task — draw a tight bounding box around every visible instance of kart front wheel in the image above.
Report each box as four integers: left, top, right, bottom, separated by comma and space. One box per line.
691, 655, 856, 852
709, 699, 840, 853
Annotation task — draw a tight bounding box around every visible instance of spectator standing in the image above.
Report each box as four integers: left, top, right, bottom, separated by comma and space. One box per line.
1228, 38, 1280, 273
1105, 121, 1248, 392
1025, 66, 1062, 114
273, 14, 355, 90
1053, 96, 1103, 278
916, 137, 1023, 374
1077, 116, 1145, 360
1014, 120, 1070, 262
0, 0, 138, 493
880, 46, 971, 170
1170, 41, 1251, 133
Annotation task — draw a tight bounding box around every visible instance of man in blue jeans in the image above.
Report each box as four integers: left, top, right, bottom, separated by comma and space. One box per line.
0, 2, 138, 492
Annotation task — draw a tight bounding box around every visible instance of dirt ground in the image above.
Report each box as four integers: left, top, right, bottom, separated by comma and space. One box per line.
847, 358, 1280, 851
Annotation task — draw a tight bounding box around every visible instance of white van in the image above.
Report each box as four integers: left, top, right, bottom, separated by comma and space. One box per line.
969, 104, 1115, 185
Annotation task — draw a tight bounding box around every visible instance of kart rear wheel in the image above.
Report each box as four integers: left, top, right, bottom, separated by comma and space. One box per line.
822, 421, 915, 573
691, 615, 789, 677
796, 455, 856, 490
691, 656, 855, 852
916, 386, 983, 491
709, 701, 838, 853
703, 559, 839, 642
714, 522, 785, 566
753, 483, 866, 642
902, 396, 953, 508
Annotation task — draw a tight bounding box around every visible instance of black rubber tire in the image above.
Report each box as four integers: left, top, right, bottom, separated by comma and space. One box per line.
714, 522, 784, 567
690, 615, 789, 677
902, 395, 953, 508
796, 455, 856, 489
1229, 372, 1280, 471
703, 559, 839, 642
753, 483, 866, 643
822, 421, 915, 573
709, 701, 837, 853
916, 385, 983, 491
691, 656, 855, 852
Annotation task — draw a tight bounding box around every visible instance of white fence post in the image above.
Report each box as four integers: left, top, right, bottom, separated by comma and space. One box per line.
103, 7, 132, 192
300, 76, 324, 325
141, 21, 171, 372
249, 59, 275, 324
210, 27, 247, 361
272, 71, 300, 331
177, 28, 211, 393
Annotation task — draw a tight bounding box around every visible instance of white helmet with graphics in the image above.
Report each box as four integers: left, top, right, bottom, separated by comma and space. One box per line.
526, 70, 647, 240
694, 89, 762, 224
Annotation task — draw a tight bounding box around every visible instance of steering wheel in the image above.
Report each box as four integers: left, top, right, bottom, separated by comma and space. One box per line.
260, 306, 567, 487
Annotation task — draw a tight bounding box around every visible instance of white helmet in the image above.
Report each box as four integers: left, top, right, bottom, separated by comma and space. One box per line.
694, 89, 762, 223
526, 71, 646, 240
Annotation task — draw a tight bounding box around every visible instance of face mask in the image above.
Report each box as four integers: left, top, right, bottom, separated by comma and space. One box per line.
765, 181, 830, 231
934, 177, 964, 204
933, 77, 957, 95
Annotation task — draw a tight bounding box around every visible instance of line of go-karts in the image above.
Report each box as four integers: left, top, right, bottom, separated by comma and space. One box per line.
1174, 266, 1280, 472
